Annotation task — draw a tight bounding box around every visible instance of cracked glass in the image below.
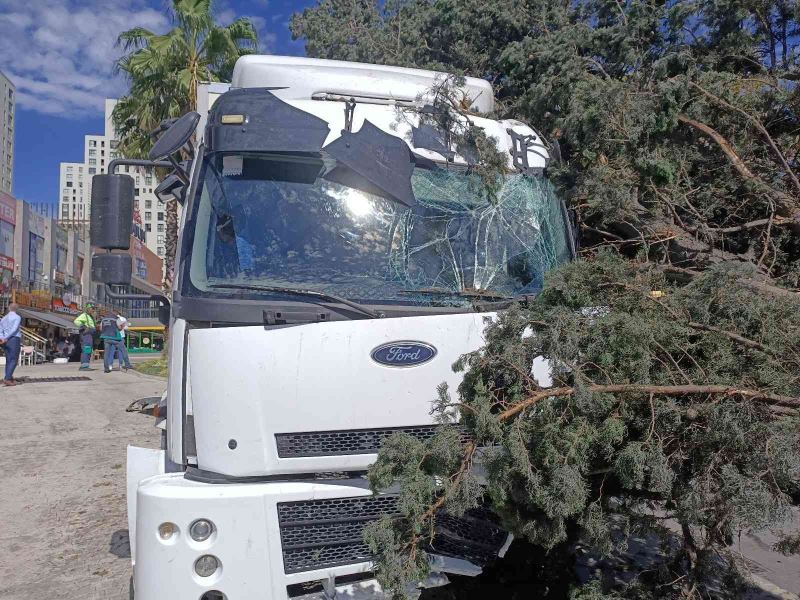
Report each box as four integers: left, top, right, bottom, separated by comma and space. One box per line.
188, 153, 572, 307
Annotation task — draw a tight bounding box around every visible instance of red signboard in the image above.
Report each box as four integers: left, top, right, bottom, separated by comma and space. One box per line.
0, 192, 16, 226
52, 297, 80, 316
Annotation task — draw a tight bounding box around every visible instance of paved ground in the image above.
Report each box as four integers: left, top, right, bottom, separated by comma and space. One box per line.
0, 360, 797, 600
0, 360, 164, 600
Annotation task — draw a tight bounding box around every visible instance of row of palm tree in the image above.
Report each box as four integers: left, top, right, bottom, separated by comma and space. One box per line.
113, 0, 258, 292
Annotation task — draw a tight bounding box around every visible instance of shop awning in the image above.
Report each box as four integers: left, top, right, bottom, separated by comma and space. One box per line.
17, 308, 80, 333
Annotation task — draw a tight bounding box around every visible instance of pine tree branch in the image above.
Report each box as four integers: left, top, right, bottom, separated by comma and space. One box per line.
658, 265, 799, 300
676, 114, 800, 222
497, 384, 800, 422
688, 81, 800, 197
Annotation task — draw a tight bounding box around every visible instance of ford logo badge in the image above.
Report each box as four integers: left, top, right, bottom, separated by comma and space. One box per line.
371, 341, 437, 367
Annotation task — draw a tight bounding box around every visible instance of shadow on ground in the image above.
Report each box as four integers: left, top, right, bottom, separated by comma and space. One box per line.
110, 529, 131, 559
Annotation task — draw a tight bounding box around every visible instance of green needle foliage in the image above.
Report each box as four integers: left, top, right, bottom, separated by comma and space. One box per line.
368, 256, 800, 597
292, 0, 800, 596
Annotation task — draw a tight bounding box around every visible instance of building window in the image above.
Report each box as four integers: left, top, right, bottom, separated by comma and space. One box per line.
88, 167, 96, 174
88, 149, 96, 157
89, 140, 97, 147
62, 205, 69, 217
157, 247, 164, 256
66, 166, 73, 172
157, 223, 164, 232
157, 212, 164, 221
145, 223, 152, 232
88, 158, 96, 165
157, 235, 165, 244
145, 212, 152, 220
62, 195, 69, 202
134, 188, 140, 196
145, 199, 152, 209
66, 181, 72, 187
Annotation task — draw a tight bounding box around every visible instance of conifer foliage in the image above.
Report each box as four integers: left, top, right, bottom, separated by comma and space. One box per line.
291, 1, 800, 596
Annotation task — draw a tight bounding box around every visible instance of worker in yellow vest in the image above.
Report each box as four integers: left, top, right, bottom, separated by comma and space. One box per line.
73, 303, 97, 370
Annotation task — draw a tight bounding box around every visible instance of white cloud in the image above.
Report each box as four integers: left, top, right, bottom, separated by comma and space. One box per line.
0, 0, 168, 118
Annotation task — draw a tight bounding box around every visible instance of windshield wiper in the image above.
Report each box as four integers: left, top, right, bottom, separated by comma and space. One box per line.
399, 287, 513, 300
208, 283, 382, 319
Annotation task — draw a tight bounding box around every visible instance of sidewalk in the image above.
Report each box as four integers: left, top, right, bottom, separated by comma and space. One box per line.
0, 362, 164, 600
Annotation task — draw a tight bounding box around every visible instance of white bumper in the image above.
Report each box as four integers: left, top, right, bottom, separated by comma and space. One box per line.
134, 472, 381, 599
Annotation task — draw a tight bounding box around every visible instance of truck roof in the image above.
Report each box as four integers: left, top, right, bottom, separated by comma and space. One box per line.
231, 55, 495, 114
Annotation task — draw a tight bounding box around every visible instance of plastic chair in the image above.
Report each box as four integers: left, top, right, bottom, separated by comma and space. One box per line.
20, 346, 35, 366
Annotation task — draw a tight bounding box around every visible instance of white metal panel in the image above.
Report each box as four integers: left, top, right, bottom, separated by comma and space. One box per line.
232, 54, 495, 113
126, 446, 166, 565
166, 318, 187, 465
188, 312, 494, 476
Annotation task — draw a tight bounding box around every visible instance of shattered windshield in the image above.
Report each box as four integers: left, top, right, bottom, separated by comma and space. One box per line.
186, 152, 572, 307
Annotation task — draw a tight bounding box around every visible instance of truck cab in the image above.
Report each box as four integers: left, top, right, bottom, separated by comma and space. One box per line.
94, 55, 574, 600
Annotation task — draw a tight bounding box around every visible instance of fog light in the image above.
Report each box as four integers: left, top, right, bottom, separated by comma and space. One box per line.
158, 522, 176, 540
190, 519, 214, 542
194, 555, 220, 578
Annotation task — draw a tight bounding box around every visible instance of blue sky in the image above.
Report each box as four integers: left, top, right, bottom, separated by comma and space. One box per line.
0, 0, 316, 206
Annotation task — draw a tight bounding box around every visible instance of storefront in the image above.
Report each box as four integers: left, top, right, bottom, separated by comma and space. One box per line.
126, 326, 165, 353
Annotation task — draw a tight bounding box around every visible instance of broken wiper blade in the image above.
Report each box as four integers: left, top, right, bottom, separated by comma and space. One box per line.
208, 283, 382, 319
399, 287, 513, 300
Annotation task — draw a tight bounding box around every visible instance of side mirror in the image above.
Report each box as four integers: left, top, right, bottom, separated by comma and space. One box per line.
155, 172, 186, 204
92, 253, 132, 285
90, 174, 134, 249
149, 111, 200, 161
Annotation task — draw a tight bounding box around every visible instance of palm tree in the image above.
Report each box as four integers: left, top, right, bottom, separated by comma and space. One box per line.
113, 0, 257, 291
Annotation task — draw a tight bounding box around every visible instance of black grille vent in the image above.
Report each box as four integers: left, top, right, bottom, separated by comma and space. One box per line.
275, 425, 456, 458
277, 495, 507, 574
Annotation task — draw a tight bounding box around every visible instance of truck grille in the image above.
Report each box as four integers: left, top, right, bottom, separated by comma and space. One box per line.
275, 425, 468, 458
277, 495, 507, 574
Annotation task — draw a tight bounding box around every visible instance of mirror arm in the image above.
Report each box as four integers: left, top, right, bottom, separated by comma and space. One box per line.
104, 283, 169, 306
167, 154, 191, 185
108, 158, 173, 175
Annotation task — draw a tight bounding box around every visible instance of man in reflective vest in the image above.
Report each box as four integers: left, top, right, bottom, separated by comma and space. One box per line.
73, 303, 97, 370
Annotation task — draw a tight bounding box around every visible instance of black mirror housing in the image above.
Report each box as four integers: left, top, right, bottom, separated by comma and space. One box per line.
90, 174, 135, 250
92, 253, 132, 285
149, 111, 200, 160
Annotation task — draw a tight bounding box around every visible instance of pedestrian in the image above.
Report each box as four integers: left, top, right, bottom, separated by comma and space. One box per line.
74, 303, 97, 370
115, 314, 133, 370
0, 302, 22, 386
100, 313, 125, 373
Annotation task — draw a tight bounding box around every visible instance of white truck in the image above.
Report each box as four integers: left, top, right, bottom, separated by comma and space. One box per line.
91, 55, 575, 600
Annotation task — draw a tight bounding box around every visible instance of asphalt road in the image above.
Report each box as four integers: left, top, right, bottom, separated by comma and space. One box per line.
0, 361, 797, 600
0, 361, 163, 600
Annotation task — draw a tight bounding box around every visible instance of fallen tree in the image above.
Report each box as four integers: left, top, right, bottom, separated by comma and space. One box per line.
291, 0, 800, 596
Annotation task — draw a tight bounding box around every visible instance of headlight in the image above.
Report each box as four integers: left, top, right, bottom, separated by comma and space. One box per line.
190, 519, 214, 542
194, 555, 220, 577
158, 522, 177, 540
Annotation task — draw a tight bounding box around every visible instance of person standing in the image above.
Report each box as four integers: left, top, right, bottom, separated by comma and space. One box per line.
0, 302, 22, 386
100, 313, 125, 373
115, 314, 133, 370
74, 303, 96, 370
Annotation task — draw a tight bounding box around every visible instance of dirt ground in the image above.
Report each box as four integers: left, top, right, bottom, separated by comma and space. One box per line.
0, 361, 163, 600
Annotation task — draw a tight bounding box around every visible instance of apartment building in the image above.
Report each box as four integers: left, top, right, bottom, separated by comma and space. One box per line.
0, 70, 15, 194
58, 99, 166, 260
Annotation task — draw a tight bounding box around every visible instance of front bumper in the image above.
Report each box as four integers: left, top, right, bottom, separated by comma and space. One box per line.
134, 472, 506, 600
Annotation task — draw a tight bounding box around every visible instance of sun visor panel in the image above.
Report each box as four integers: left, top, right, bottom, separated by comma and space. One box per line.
207, 88, 330, 154
323, 120, 416, 207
